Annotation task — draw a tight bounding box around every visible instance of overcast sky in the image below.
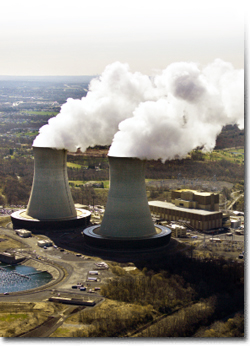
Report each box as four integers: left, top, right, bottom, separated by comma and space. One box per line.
0, 0, 245, 76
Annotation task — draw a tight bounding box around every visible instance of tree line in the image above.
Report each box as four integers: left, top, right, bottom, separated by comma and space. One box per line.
145, 157, 244, 182
69, 252, 244, 337
94, 253, 244, 337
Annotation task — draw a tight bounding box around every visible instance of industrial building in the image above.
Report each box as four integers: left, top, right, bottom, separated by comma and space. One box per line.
49, 297, 96, 306
148, 200, 222, 232
15, 229, 32, 238
11, 147, 91, 230
83, 156, 171, 250
168, 223, 187, 238
37, 240, 53, 248
0, 252, 26, 264
231, 218, 241, 229
171, 189, 219, 211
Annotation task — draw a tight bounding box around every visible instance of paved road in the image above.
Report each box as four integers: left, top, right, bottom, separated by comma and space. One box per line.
17, 306, 87, 337
18, 315, 63, 337
228, 193, 244, 210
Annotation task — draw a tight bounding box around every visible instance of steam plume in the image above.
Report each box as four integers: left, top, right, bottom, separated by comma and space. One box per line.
33, 59, 244, 161
33, 62, 159, 152
109, 59, 244, 161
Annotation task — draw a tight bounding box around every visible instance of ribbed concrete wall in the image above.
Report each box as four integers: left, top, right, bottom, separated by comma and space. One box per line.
99, 156, 156, 238
26, 147, 77, 220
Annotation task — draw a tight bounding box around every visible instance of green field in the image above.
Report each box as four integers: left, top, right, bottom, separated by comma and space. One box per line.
67, 162, 82, 169
69, 180, 85, 186
102, 181, 109, 188
203, 148, 244, 164
69, 180, 109, 188
26, 111, 58, 116
15, 131, 38, 137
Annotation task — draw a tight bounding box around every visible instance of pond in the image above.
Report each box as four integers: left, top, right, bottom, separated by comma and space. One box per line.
0, 263, 52, 294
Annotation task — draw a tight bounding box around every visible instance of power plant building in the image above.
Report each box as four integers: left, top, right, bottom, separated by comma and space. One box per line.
149, 200, 222, 232
171, 189, 219, 211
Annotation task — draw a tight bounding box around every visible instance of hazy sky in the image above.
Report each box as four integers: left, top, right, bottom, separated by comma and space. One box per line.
1, 0, 245, 76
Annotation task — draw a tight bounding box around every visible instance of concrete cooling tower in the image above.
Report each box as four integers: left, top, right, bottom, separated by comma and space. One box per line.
27, 146, 77, 220
83, 156, 171, 251
11, 147, 91, 230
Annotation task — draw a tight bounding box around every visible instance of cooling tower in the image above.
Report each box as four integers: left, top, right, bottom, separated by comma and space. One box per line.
11, 146, 91, 230
26, 147, 76, 220
100, 156, 156, 238
83, 156, 171, 251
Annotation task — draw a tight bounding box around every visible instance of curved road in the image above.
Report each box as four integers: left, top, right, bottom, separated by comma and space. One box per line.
0, 229, 108, 302
0, 226, 108, 336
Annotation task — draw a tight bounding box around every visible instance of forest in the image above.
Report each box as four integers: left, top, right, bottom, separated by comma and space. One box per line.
0, 124, 244, 209
0, 153, 244, 208
65, 252, 244, 338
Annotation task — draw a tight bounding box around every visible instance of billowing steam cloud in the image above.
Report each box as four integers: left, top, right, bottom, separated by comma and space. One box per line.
33, 62, 160, 152
33, 59, 244, 161
109, 59, 244, 161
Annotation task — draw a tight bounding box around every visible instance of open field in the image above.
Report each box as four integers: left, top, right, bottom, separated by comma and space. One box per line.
26, 111, 58, 116
0, 233, 24, 251
203, 148, 244, 165
0, 302, 65, 337
67, 162, 83, 169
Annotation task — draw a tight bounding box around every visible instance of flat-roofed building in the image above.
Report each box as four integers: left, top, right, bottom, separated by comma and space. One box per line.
231, 218, 241, 229
15, 229, 32, 238
37, 240, 53, 247
169, 224, 187, 238
171, 189, 219, 211
0, 251, 26, 264
149, 200, 222, 232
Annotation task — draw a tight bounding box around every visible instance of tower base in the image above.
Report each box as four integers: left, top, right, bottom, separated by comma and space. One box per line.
83, 224, 171, 250
11, 208, 91, 231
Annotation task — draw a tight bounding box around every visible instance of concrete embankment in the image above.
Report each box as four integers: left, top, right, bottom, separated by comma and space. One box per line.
0, 258, 65, 297
23, 258, 61, 280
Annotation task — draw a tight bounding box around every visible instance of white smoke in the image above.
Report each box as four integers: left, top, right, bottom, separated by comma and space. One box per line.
33, 61, 160, 152
33, 59, 244, 161
109, 59, 244, 161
